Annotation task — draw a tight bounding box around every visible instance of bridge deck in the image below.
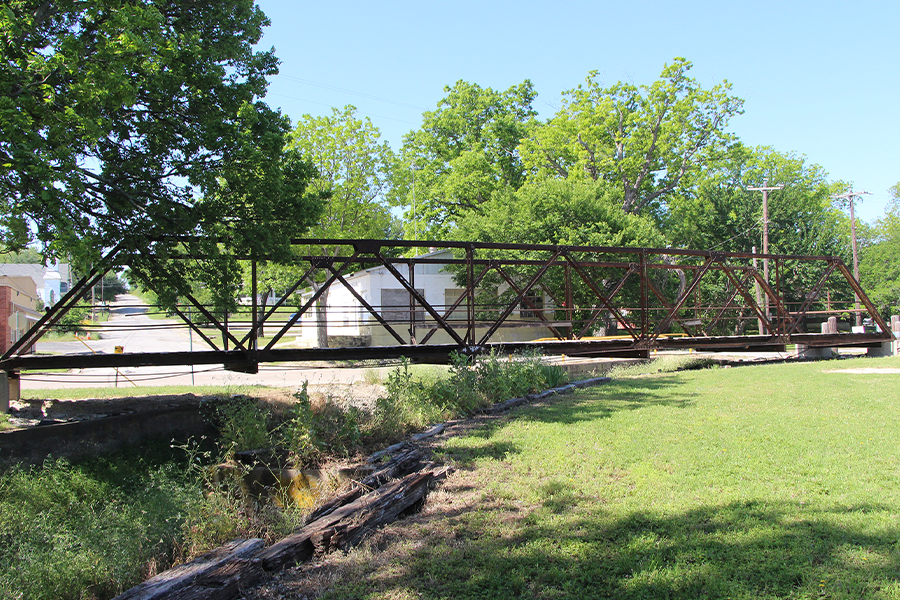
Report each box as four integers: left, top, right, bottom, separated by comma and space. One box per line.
2, 332, 890, 373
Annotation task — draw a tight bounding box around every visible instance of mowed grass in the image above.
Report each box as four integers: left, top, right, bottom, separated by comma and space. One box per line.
315, 355, 900, 600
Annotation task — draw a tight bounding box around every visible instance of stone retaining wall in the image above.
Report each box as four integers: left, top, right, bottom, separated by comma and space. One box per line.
0, 405, 214, 465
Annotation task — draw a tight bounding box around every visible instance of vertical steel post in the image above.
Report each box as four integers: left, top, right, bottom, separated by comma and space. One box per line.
775, 258, 783, 335
640, 251, 649, 341
466, 246, 475, 345
564, 262, 574, 339
251, 255, 258, 352
849, 197, 861, 326
409, 259, 416, 344
0, 372, 7, 414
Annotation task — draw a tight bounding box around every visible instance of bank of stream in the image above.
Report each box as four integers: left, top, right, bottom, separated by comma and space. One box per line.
3, 351, 601, 600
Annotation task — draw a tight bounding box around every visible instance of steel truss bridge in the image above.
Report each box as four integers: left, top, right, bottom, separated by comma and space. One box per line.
1, 239, 892, 376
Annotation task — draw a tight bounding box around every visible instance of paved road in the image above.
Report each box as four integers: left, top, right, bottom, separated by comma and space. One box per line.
22, 295, 800, 393
24, 295, 374, 391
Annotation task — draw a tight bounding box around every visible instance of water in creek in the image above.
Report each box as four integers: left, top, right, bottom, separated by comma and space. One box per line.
211, 463, 356, 509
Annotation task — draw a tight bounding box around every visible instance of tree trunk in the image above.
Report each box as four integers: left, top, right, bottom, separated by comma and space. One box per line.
256, 288, 270, 341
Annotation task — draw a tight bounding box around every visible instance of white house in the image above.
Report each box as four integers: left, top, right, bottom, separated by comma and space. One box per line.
295, 249, 554, 348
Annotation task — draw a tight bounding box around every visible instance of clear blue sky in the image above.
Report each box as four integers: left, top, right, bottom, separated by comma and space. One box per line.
255, 0, 898, 224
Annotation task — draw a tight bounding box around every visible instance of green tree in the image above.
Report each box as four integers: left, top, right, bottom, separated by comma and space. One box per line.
287, 106, 396, 347
456, 179, 662, 249
393, 80, 536, 238
859, 185, 900, 318
454, 179, 664, 334
520, 58, 743, 216
93, 273, 128, 303
666, 145, 847, 257
0, 248, 43, 263
0, 0, 323, 311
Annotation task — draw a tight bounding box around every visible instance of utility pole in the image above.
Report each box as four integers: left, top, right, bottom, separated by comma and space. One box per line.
832, 189, 871, 327
747, 179, 784, 319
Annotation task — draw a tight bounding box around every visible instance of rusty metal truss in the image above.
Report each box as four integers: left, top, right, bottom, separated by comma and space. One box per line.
1, 238, 892, 373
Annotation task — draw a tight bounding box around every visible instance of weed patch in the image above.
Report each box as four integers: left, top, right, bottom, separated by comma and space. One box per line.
369, 350, 568, 441
0, 350, 568, 599
0, 444, 197, 600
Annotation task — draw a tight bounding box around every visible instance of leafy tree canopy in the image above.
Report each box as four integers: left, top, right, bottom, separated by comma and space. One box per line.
286, 105, 397, 346
288, 105, 396, 249
456, 178, 663, 249
1, 0, 324, 310
666, 144, 848, 258
454, 178, 665, 327
392, 79, 536, 238
859, 185, 900, 318
0, 247, 43, 263
520, 58, 743, 216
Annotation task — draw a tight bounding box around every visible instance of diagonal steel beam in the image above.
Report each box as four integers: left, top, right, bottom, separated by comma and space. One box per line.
327, 264, 407, 346
235, 260, 321, 349
750, 270, 792, 337
564, 253, 640, 340
649, 256, 716, 340
2, 243, 124, 360
645, 278, 706, 338
420, 263, 492, 345
478, 249, 561, 346
126, 267, 222, 352
494, 265, 564, 340
262, 251, 362, 352
181, 290, 247, 353
833, 260, 892, 337
574, 266, 637, 340
722, 265, 774, 334
785, 260, 838, 335
705, 270, 753, 334
374, 251, 465, 345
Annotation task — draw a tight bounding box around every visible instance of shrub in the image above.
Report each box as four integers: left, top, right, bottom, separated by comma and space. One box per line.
369, 350, 566, 439
0, 454, 197, 600
212, 395, 272, 454
279, 383, 362, 466
52, 301, 91, 334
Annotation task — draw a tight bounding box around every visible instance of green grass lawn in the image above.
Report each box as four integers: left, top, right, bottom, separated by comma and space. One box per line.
315, 355, 900, 600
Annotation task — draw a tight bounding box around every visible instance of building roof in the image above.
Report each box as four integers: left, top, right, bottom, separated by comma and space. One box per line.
0, 263, 71, 286
0, 264, 44, 280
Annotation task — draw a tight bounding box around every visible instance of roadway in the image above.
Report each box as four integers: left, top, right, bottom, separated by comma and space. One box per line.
23, 295, 375, 391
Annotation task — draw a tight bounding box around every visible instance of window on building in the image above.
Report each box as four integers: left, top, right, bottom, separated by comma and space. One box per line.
380, 288, 425, 323
443, 289, 466, 321
519, 292, 544, 319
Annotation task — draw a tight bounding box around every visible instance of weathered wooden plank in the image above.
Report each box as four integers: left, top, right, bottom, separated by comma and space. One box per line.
112, 539, 265, 600
165, 559, 264, 600
307, 447, 424, 522
312, 470, 434, 553
258, 465, 445, 572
